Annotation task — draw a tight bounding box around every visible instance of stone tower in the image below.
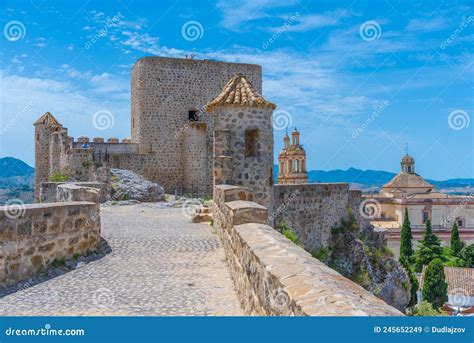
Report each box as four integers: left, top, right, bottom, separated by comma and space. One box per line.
401, 153, 415, 173
34, 112, 62, 199
277, 128, 308, 184
130, 57, 262, 194
207, 74, 276, 210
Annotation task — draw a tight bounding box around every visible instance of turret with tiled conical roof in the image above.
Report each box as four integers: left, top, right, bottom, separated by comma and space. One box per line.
34, 112, 62, 127
206, 74, 276, 112
210, 73, 275, 211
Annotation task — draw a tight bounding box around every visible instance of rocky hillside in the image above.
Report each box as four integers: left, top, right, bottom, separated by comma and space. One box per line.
314, 213, 411, 311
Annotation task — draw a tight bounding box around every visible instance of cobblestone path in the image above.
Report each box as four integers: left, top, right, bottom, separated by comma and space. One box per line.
0, 204, 244, 315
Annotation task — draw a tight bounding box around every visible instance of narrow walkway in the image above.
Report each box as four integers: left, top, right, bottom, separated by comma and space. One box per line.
0, 204, 243, 315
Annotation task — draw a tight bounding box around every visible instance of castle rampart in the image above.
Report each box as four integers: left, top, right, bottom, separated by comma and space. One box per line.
212, 185, 401, 316
35, 57, 263, 197
0, 198, 101, 286
273, 183, 369, 252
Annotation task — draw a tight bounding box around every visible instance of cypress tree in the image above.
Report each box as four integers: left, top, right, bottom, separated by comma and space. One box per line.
422, 258, 448, 309
400, 256, 418, 307
450, 222, 462, 256
399, 208, 413, 262
414, 219, 443, 272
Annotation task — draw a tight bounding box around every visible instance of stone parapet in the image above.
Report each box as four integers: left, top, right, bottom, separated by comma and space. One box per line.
40, 182, 109, 203
273, 183, 369, 251
0, 202, 100, 286
57, 184, 100, 204
213, 184, 402, 316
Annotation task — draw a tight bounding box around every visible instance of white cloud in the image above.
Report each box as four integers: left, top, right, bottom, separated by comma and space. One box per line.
284, 10, 351, 32
406, 17, 450, 32
216, 0, 296, 31
0, 70, 130, 165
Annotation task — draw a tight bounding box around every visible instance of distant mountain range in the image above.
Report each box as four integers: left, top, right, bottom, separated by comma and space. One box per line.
274, 165, 474, 194
0, 157, 472, 205
0, 157, 34, 178
0, 157, 35, 204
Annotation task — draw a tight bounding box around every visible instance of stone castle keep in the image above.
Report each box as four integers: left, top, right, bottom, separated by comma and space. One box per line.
34, 57, 263, 199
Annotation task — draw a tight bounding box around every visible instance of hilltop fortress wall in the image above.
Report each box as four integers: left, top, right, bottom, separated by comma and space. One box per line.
273, 184, 370, 252
34, 57, 262, 198
212, 185, 401, 316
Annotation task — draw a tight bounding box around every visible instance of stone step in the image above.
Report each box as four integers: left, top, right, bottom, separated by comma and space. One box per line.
197, 207, 212, 215
191, 213, 213, 223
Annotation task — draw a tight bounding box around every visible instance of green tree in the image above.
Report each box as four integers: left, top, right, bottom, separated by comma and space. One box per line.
411, 301, 446, 316
459, 244, 474, 268
422, 258, 448, 309
414, 219, 443, 272
400, 256, 418, 307
450, 222, 462, 256
399, 209, 413, 262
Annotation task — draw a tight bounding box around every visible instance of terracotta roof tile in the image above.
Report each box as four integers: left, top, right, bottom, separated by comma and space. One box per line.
418, 266, 474, 296
382, 172, 434, 190
33, 112, 62, 127
206, 74, 275, 112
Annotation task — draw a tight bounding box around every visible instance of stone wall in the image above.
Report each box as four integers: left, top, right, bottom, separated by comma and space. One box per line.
183, 122, 209, 196
0, 201, 101, 286
273, 183, 368, 252
212, 107, 274, 211
131, 56, 262, 193
72, 141, 139, 155
40, 182, 109, 203
213, 185, 402, 316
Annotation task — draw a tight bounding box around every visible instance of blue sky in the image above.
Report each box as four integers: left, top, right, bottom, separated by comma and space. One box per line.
0, 0, 472, 180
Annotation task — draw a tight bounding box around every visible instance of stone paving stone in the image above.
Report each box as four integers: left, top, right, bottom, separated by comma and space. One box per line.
0, 204, 244, 316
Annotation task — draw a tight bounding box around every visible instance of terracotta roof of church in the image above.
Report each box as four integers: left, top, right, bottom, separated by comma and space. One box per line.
34, 112, 62, 127
418, 266, 474, 297
206, 74, 276, 112
382, 172, 434, 190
